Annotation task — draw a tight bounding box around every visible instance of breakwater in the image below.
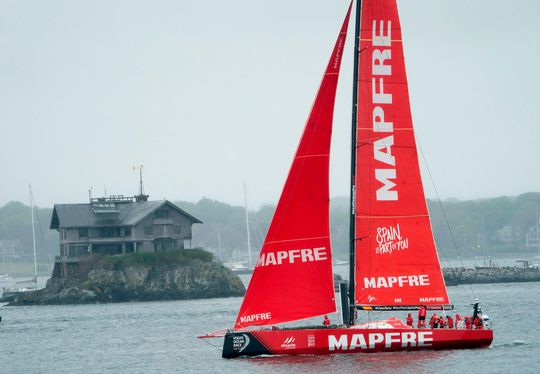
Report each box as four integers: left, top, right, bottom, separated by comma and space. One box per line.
442, 266, 540, 286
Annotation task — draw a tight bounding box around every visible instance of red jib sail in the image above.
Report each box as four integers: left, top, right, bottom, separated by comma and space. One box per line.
354, 0, 449, 307
234, 3, 352, 330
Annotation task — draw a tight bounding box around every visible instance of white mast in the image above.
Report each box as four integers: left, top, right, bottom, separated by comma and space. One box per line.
243, 182, 252, 267
217, 231, 223, 262
29, 184, 38, 289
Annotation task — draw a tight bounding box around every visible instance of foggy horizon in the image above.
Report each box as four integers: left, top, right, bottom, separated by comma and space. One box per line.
2, 189, 539, 211
2, 0, 539, 210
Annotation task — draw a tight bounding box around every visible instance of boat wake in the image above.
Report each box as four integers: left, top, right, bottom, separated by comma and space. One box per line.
492, 340, 529, 348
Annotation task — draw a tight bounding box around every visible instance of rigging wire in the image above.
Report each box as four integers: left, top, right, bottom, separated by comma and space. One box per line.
414, 132, 477, 301
197, 337, 223, 352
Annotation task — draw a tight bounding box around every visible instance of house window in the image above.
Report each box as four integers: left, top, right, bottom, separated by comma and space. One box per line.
68, 246, 77, 256
78, 228, 88, 238
76, 245, 88, 255
154, 225, 164, 236
144, 226, 153, 236
174, 225, 182, 234
154, 238, 174, 251
99, 227, 122, 237
155, 210, 169, 219
124, 228, 131, 237
125, 242, 135, 253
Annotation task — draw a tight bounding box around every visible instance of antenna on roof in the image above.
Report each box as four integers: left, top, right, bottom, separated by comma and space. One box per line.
132, 165, 149, 202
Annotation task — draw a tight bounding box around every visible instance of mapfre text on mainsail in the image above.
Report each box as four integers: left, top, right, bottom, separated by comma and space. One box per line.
371, 20, 397, 201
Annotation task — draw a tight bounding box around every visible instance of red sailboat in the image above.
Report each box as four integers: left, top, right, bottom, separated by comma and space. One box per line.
200, 0, 493, 358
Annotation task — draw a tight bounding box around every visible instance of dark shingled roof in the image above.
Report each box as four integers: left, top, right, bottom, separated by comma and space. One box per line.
50, 200, 202, 229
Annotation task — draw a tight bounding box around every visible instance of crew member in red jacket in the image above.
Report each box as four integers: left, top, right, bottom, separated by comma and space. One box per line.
429, 314, 439, 329
406, 313, 413, 327
323, 315, 331, 327
447, 315, 454, 329
474, 316, 484, 330
418, 306, 427, 328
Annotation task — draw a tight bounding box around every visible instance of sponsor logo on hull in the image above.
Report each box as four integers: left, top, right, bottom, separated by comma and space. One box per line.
281, 337, 296, 349
328, 331, 433, 351
231, 334, 250, 353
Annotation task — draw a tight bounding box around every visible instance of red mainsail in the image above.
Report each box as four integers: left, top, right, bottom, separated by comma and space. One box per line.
235, 4, 352, 330
354, 0, 449, 307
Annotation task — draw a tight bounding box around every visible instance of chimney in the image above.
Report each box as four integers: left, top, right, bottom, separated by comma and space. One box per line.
135, 194, 149, 202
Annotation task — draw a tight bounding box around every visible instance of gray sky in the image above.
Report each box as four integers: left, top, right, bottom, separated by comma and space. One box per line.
1, 0, 539, 208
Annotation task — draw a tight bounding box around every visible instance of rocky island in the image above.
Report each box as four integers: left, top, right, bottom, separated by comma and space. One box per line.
8, 249, 245, 305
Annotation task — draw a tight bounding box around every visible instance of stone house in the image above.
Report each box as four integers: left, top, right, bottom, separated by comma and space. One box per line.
50, 194, 202, 263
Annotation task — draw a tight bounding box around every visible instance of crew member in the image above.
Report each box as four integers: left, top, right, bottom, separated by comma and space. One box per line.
474, 314, 484, 330
472, 299, 482, 321
323, 315, 331, 327
418, 306, 427, 328
465, 316, 472, 329
456, 314, 465, 329
429, 313, 439, 329
439, 316, 446, 328
447, 315, 454, 329
406, 313, 413, 327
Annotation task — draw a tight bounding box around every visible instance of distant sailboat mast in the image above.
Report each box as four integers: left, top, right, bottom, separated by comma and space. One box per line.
217, 232, 223, 262
29, 184, 38, 289
243, 182, 252, 267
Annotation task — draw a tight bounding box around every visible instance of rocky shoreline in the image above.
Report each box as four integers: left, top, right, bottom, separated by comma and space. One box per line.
5, 254, 539, 306
6, 250, 245, 306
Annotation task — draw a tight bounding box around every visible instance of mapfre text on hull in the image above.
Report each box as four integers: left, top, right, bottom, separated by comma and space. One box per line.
222, 328, 493, 358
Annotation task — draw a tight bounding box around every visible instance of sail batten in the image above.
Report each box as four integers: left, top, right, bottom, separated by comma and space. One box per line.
234, 3, 353, 330
353, 0, 449, 307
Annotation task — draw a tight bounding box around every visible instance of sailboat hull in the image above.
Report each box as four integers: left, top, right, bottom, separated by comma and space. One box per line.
222, 327, 493, 358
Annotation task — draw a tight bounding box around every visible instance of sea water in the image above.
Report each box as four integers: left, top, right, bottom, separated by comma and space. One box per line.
1, 279, 538, 373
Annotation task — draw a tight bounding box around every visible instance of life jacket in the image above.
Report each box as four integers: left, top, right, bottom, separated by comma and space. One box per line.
418, 307, 427, 317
